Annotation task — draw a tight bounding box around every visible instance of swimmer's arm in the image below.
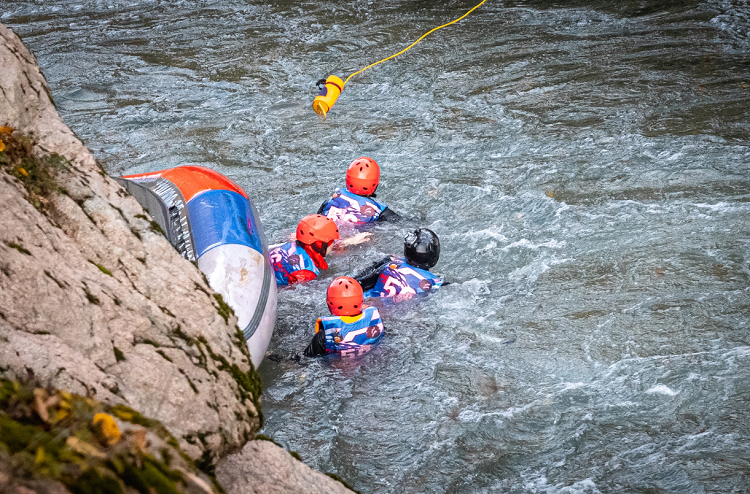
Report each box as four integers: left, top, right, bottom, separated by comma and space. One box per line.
353, 256, 391, 291
303, 320, 327, 357
377, 207, 400, 222
337, 232, 372, 247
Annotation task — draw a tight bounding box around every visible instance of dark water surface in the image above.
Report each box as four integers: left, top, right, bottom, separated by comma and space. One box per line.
5, 0, 750, 492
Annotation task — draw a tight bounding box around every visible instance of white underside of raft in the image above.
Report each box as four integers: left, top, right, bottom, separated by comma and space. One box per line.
198, 244, 277, 367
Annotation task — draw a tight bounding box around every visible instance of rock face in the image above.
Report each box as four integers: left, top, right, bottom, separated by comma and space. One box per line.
216, 441, 355, 494
0, 22, 261, 466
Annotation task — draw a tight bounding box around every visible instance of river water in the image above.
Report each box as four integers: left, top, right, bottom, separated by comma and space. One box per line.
5, 0, 750, 492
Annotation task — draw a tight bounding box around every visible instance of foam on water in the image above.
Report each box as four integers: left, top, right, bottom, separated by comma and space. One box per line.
5, 0, 750, 491
645, 385, 679, 396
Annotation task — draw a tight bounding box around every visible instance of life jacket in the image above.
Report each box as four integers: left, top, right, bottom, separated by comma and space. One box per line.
321, 188, 387, 224
364, 257, 444, 301
316, 306, 385, 355
268, 241, 319, 286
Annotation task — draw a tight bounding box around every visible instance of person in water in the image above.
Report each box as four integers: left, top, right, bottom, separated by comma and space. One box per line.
354, 228, 444, 301
318, 157, 400, 224
268, 214, 339, 286
304, 276, 385, 357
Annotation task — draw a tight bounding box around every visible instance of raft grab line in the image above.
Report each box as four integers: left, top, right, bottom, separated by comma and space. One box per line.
312, 0, 488, 118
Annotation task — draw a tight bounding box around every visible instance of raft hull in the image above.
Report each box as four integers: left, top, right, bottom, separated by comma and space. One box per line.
116, 166, 277, 367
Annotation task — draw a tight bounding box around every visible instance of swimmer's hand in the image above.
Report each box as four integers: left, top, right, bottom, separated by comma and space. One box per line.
337, 232, 372, 247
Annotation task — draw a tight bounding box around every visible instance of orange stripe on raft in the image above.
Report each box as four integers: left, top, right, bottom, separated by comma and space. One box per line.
122, 166, 248, 201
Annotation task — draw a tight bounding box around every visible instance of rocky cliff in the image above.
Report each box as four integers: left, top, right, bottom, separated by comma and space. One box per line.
0, 22, 354, 494
0, 22, 260, 468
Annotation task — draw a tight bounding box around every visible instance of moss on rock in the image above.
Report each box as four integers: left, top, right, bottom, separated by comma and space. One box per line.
0, 128, 69, 211
196, 335, 263, 429
88, 260, 113, 277
212, 293, 232, 324
325, 473, 361, 494
0, 378, 223, 494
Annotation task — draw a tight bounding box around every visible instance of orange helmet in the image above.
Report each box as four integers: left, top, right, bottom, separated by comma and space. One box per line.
345, 157, 380, 196
296, 214, 340, 245
326, 277, 364, 316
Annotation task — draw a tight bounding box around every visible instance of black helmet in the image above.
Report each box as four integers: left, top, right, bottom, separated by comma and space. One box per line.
404, 228, 440, 269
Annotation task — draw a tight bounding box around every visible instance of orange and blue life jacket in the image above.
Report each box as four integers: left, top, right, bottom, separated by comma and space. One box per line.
364, 257, 444, 300
268, 241, 319, 286
321, 188, 387, 224
316, 306, 384, 355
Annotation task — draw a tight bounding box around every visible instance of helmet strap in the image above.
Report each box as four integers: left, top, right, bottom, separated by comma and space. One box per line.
301, 243, 329, 270
406, 257, 430, 270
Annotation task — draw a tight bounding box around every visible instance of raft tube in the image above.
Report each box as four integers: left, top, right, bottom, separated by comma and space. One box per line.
116, 166, 277, 367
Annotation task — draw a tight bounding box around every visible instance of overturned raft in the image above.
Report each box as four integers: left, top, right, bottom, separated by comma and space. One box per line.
116, 166, 277, 366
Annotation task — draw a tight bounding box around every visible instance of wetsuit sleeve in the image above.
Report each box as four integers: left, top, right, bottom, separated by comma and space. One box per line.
377, 207, 400, 222
303, 320, 327, 357
287, 270, 317, 285
316, 200, 329, 215
353, 256, 391, 292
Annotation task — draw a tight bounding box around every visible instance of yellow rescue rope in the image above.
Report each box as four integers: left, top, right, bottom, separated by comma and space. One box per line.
344, 0, 488, 86
312, 0, 488, 118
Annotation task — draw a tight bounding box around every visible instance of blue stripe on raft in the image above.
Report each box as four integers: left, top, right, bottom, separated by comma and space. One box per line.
187, 189, 263, 258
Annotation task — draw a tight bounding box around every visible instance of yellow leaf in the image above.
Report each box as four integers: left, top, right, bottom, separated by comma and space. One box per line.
92, 412, 121, 446
52, 408, 69, 424
0, 141, 5, 152
18, 167, 28, 177
59, 391, 73, 409
35, 447, 45, 466
0, 125, 13, 134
